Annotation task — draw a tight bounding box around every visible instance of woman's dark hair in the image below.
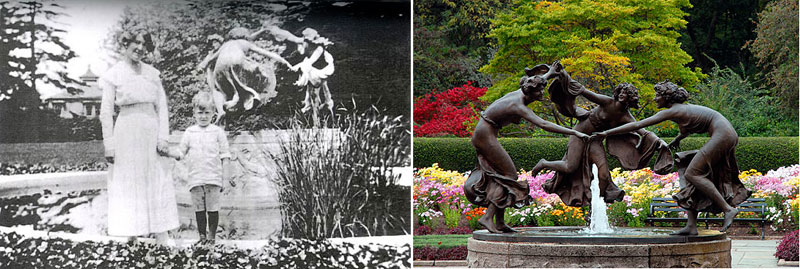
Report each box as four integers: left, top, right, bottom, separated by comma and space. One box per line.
654, 81, 689, 104
119, 30, 155, 52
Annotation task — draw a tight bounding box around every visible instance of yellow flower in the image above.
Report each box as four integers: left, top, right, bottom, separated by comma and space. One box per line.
416, 163, 466, 186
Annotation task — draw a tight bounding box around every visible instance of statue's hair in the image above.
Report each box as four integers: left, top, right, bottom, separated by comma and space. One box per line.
118, 29, 155, 52
520, 75, 546, 96
302, 28, 319, 40
207, 34, 224, 43
192, 91, 216, 112
613, 83, 639, 100
654, 81, 689, 104
227, 27, 250, 40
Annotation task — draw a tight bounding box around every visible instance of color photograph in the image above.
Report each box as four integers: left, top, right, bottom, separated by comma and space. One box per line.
412, 0, 798, 267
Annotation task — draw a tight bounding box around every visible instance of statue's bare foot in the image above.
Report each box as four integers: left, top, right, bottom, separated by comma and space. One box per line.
720, 208, 739, 232
497, 224, 518, 233
670, 225, 698, 236
479, 217, 500, 233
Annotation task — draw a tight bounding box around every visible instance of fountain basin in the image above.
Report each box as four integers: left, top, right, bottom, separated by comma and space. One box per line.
468, 227, 731, 268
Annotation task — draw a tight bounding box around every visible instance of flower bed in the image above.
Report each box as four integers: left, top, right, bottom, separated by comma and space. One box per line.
413, 164, 800, 233
1, 162, 108, 176
0, 231, 411, 268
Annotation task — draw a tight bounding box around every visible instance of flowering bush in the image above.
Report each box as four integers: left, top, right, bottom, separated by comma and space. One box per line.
775, 230, 798, 261
1, 162, 108, 175
413, 82, 486, 137
0, 231, 411, 268
741, 165, 800, 230
413, 164, 470, 230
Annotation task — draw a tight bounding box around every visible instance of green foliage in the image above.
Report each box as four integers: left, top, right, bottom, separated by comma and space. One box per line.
677, 1, 761, 73
413, 0, 508, 95
482, 0, 704, 117
413, 26, 490, 96
414, 137, 799, 173
441, 207, 462, 229
746, 0, 799, 117
692, 62, 798, 137
412, 234, 471, 248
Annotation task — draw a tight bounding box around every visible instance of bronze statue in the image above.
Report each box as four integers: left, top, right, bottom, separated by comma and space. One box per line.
464, 66, 589, 233
530, 62, 672, 207
593, 81, 751, 234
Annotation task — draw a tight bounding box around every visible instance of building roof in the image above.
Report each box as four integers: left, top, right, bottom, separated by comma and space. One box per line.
46, 85, 102, 101
79, 67, 99, 81
45, 66, 102, 102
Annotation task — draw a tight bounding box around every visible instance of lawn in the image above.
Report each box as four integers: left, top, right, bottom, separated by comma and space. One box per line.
412, 234, 471, 248
0, 141, 104, 165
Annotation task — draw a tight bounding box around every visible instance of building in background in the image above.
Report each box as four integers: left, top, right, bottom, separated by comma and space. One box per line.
44, 67, 101, 118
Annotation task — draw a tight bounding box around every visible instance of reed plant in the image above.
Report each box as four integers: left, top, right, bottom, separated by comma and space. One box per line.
271, 104, 410, 239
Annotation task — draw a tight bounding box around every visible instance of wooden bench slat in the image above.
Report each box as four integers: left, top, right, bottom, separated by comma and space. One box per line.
646, 196, 770, 240
652, 208, 686, 212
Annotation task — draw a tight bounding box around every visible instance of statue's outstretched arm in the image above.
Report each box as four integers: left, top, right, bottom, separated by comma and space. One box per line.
249, 42, 291, 67
198, 49, 220, 70
520, 106, 587, 138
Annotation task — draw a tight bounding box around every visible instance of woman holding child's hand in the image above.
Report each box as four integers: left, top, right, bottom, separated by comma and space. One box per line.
99, 29, 179, 245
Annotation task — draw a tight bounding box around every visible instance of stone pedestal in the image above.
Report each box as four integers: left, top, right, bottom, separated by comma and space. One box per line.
467, 227, 732, 268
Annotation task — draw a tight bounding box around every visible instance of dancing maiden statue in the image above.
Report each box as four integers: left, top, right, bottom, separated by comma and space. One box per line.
464, 65, 588, 233
529, 61, 673, 207
198, 27, 294, 114
592, 81, 751, 235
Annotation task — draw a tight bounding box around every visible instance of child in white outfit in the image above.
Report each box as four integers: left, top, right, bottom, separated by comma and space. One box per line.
164, 91, 231, 244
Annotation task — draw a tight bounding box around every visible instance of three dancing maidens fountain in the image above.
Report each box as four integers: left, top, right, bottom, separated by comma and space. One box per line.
464, 62, 749, 268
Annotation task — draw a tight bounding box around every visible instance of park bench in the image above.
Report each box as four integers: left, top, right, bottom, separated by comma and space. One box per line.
645, 197, 769, 239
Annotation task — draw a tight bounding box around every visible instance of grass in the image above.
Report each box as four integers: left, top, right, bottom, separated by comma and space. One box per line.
413, 234, 471, 248
0, 141, 104, 165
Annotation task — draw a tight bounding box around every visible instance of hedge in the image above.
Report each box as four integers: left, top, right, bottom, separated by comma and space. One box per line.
414, 137, 799, 173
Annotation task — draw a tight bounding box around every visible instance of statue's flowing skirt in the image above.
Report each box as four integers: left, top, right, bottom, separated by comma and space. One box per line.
464, 139, 532, 209
673, 133, 751, 213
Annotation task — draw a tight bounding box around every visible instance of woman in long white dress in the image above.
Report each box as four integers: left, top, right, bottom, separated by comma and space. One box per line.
99, 30, 179, 244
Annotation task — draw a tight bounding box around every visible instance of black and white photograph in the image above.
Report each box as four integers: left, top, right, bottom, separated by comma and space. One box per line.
0, 0, 411, 267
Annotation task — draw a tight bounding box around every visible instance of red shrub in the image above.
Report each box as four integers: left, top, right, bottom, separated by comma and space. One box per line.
775, 230, 799, 261
415, 225, 432, 235
414, 82, 487, 137
413, 246, 468, 260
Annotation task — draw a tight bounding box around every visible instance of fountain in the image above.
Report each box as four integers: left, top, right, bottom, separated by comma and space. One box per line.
466, 165, 732, 268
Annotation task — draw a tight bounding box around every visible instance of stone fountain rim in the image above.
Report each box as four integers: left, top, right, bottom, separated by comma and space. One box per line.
472, 226, 727, 244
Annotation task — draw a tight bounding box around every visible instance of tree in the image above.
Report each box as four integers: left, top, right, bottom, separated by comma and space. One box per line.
0, 1, 84, 142
677, 0, 763, 73
746, 0, 798, 117
413, 0, 510, 96
0, 1, 82, 109
482, 0, 705, 118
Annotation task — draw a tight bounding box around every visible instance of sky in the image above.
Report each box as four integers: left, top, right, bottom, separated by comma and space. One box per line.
37, 0, 145, 98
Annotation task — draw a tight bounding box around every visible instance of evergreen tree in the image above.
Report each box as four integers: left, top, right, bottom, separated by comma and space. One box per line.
0, 1, 82, 109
